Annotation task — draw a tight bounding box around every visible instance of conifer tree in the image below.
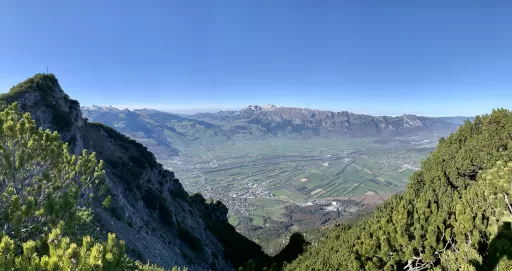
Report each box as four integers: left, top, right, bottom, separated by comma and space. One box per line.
0, 104, 183, 270
0, 103, 104, 242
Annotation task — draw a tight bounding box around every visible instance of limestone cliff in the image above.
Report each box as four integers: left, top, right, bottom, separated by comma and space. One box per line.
192, 105, 459, 137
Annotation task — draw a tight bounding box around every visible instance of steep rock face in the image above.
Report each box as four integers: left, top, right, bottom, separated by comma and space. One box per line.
0, 74, 266, 270
82, 123, 233, 270
192, 105, 459, 137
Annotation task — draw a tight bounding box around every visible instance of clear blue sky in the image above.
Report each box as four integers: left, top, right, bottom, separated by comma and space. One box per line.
0, 0, 511, 116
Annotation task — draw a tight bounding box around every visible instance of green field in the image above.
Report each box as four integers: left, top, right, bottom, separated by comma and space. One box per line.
171, 135, 437, 214
160, 135, 441, 252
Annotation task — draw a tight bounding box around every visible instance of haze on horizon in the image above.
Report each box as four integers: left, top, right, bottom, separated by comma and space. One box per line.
85, 104, 465, 118
1, 0, 511, 117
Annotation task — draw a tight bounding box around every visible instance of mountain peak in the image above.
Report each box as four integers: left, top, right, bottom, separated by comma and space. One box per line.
262, 104, 278, 109
6, 73, 61, 98
244, 104, 280, 111
244, 105, 262, 111
1, 73, 85, 154
85, 105, 119, 111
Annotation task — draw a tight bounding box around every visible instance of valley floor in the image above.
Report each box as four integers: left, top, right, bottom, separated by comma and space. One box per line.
158, 135, 442, 252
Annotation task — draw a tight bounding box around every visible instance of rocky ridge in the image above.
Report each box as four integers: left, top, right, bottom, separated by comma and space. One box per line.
191, 105, 459, 137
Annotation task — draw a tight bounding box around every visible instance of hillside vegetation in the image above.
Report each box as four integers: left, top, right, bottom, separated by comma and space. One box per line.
283, 109, 512, 270
0, 103, 186, 270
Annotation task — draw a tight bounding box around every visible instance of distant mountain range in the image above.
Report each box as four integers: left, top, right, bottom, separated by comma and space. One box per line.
81, 105, 229, 157
82, 104, 464, 157
191, 104, 461, 137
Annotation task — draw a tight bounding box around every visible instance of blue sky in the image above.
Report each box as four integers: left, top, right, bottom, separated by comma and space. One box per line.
0, 0, 511, 116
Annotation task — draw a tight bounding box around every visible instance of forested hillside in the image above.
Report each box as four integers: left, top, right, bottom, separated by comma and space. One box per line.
284, 109, 512, 270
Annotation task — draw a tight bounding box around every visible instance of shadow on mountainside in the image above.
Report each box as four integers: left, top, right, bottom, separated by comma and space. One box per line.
472, 222, 512, 271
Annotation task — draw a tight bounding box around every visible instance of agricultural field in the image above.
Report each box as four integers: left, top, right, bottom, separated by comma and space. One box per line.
159, 134, 442, 249
168, 136, 434, 200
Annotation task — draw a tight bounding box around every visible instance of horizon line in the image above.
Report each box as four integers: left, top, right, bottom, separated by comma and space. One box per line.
81, 104, 475, 118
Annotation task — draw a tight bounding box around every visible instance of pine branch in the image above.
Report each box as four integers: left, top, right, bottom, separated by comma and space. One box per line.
503, 192, 512, 215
